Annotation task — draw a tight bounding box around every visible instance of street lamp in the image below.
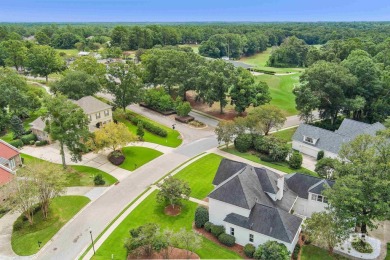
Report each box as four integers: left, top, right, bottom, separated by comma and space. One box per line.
89, 228, 96, 255
172, 124, 176, 130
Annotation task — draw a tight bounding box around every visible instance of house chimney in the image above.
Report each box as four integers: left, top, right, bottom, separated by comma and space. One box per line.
276, 175, 284, 200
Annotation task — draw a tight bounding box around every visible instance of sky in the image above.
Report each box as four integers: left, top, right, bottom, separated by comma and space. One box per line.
0, 0, 390, 22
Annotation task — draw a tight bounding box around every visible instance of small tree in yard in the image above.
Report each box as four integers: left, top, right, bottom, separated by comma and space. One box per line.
91, 121, 137, 154
136, 121, 144, 140
176, 101, 192, 117
215, 120, 237, 149
304, 211, 350, 255
288, 151, 303, 169
10, 115, 24, 138
125, 223, 167, 258
172, 228, 201, 258
247, 105, 286, 135
253, 241, 290, 260
157, 175, 191, 209
315, 158, 339, 180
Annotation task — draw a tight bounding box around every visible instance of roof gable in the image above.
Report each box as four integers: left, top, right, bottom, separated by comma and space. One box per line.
285, 173, 328, 199
73, 96, 112, 115
212, 158, 246, 185
0, 140, 20, 160
209, 175, 250, 209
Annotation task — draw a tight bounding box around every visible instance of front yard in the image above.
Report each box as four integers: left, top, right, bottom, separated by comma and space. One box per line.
11, 196, 90, 256
119, 146, 163, 171
21, 154, 118, 186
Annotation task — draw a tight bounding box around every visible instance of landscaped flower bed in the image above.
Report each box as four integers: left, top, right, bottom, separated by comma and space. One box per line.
351, 239, 373, 254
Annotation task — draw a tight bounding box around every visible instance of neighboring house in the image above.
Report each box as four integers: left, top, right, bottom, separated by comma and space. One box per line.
72, 96, 113, 132
208, 158, 333, 252
30, 117, 51, 142
292, 118, 385, 158
0, 140, 22, 185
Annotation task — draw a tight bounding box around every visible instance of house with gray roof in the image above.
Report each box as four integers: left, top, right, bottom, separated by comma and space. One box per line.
30, 117, 51, 142
292, 118, 385, 158
208, 159, 334, 252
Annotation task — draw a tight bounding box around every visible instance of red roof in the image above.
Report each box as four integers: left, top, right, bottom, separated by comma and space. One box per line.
0, 140, 19, 160
0, 166, 13, 185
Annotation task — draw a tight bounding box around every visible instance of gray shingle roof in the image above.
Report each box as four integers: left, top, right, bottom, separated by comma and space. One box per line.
29, 117, 47, 131
308, 180, 335, 195
73, 96, 112, 115
224, 203, 302, 243
292, 119, 385, 154
285, 173, 334, 199
212, 158, 246, 185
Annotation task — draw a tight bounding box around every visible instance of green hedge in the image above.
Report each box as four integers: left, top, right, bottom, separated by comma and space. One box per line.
125, 112, 168, 137
35, 140, 48, 146
21, 134, 37, 145
218, 233, 236, 247
204, 221, 213, 232
9, 139, 23, 148
210, 224, 225, 238
194, 206, 209, 228
244, 243, 256, 257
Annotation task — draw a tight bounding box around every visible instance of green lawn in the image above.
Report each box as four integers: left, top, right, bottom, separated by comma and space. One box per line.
21, 154, 118, 186
92, 191, 241, 260
301, 245, 348, 260
119, 146, 163, 171
255, 73, 299, 116
272, 127, 297, 142
117, 113, 182, 148
223, 147, 318, 176
175, 153, 223, 199
11, 196, 90, 256
385, 243, 390, 260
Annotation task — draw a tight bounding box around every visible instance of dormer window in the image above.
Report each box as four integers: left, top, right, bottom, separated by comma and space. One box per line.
303, 136, 316, 144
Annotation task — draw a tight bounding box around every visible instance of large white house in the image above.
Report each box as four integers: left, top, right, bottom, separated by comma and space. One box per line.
208, 159, 334, 252
292, 118, 385, 158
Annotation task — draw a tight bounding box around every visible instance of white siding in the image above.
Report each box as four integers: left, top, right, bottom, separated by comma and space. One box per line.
208, 198, 250, 225
306, 192, 328, 217
88, 108, 113, 130
224, 222, 299, 253
292, 141, 319, 158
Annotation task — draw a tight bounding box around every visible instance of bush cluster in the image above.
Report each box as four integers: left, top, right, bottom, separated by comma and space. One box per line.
126, 113, 168, 137
143, 88, 175, 112
218, 233, 235, 247
194, 206, 209, 228
9, 139, 23, 148
351, 239, 373, 253
292, 244, 301, 260
35, 140, 49, 146
204, 221, 212, 232
176, 101, 192, 117
21, 133, 37, 145
210, 224, 225, 238
234, 134, 253, 152
289, 151, 303, 169
253, 136, 289, 162
317, 150, 324, 160
94, 174, 106, 185
244, 243, 256, 258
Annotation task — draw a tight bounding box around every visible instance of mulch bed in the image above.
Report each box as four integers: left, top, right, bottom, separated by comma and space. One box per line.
175, 115, 195, 123
193, 224, 249, 259
164, 205, 181, 216
108, 152, 125, 165
139, 103, 176, 116
128, 246, 199, 259
186, 91, 247, 120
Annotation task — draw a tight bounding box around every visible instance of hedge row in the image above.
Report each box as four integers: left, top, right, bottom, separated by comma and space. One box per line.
21, 134, 37, 145
202, 221, 235, 247
126, 112, 168, 138
9, 139, 23, 148
218, 233, 236, 247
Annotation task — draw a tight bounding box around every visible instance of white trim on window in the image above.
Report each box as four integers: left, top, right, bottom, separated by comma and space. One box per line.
230, 227, 234, 236
249, 234, 254, 242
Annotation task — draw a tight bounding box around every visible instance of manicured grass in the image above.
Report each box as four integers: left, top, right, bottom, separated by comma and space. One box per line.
385, 243, 390, 260
21, 154, 118, 186
11, 196, 90, 256
92, 191, 241, 259
175, 153, 223, 199
272, 127, 297, 142
255, 73, 299, 116
223, 147, 318, 176
301, 245, 348, 260
119, 146, 163, 171
117, 113, 182, 148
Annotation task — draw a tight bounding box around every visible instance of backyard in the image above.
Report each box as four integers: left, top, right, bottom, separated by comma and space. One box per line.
11, 196, 90, 256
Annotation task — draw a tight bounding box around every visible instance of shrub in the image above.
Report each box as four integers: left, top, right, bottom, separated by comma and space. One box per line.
254, 241, 290, 260
108, 150, 125, 165
253, 135, 268, 154
126, 113, 168, 137
94, 174, 106, 185
269, 142, 289, 162
194, 206, 209, 228
143, 88, 175, 112
204, 221, 213, 232
218, 233, 235, 247
176, 101, 192, 117
211, 225, 225, 238
136, 121, 144, 140
289, 151, 303, 169
317, 150, 324, 160
21, 133, 37, 145
351, 239, 373, 253
259, 154, 274, 162
234, 134, 253, 153
35, 140, 48, 146
13, 218, 23, 231
292, 244, 301, 260
244, 243, 256, 258
9, 139, 23, 148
